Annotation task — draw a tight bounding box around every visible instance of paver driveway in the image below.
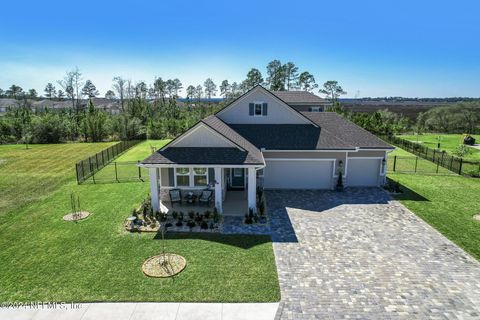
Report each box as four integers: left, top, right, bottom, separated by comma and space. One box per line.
267, 188, 480, 319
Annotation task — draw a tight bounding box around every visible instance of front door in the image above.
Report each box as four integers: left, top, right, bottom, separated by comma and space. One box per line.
231, 168, 245, 189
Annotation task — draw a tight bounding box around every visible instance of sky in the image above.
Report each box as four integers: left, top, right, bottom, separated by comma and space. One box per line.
0, 0, 479, 98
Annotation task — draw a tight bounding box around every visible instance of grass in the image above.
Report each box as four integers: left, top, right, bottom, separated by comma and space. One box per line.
399, 133, 480, 161
115, 139, 171, 162
0, 141, 280, 302
387, 147, 454, 175
388, 147, 480, 261
0, 142, 114, 217
90, 139, 171, 182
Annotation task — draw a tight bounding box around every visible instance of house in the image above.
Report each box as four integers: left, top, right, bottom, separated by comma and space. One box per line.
140, 85, 394, 215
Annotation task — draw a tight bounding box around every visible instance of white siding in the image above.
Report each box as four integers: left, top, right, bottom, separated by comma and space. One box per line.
217, 87, 310, 124
263, 159, 334, 189
171, 124, 234, 148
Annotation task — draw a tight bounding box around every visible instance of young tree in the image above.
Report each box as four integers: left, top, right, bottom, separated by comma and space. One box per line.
220, 80, 231, 98
81, 80, 99, 98
203, 78, 217, 99
6, 85, 24, 99
283, 62, 299, 90
186, 85, 196, 100
57, 90, 65, 100
105, 90, 115, 99
44, 83, 56, 99
298, 72, 318, 92
319, 80, 347, 103
243, 68, 264, 90
266, 60, 285, 91
112, 76, 127, 111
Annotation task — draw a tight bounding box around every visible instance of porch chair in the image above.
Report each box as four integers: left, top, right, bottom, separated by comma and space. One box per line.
198, 189, 213, 206
169, 189, 182, 207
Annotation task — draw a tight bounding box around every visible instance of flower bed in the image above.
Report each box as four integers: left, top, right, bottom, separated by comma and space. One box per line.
125, 196, 223, 233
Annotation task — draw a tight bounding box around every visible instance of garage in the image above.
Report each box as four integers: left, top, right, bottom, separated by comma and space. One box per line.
346, 158, 381, 187
263, 159, 334, 189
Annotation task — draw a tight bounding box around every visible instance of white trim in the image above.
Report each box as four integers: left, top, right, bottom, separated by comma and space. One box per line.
161, 122, 243, 151
173, 167, 210, 188
216, 86, 317, 127
139, 164, 265, 169
347, 157, 384, 159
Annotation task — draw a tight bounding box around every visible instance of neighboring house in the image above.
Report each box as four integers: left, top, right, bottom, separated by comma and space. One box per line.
140, 85, 394, 215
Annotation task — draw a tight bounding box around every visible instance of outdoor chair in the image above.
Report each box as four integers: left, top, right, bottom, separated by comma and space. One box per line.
169, 189, 182, 206
198, 189, 213, 206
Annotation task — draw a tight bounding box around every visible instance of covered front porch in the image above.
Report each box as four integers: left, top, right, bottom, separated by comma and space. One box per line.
159, 190, 248, 216
147, 166, 261, 216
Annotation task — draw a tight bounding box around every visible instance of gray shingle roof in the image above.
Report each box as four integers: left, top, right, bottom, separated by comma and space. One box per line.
271, 91, 327, 104
229, 124, 355, 150
302, 112, 394, 149
141, 147, 256, 165
141, 115, 264, 165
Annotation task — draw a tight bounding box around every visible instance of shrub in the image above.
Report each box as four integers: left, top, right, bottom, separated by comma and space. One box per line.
200, 221, 208, 229
213, 208, 220, 223
204, 210, 211, 219
175, 219, 183, 227
187, 220, 196, 230
172, 211, 178, 220
165, 222, 172, 229
195, 212, 203, 223
188, 211, 195, 220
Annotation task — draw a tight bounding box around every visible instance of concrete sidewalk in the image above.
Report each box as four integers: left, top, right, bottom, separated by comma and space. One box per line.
0, 302, 280, 320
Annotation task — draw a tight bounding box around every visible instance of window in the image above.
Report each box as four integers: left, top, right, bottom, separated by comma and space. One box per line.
193, 167, 208, 186
309, 106, 322, 112
254, 103, 263, 116
233, 168, 243, 177
175, 168, 190, 186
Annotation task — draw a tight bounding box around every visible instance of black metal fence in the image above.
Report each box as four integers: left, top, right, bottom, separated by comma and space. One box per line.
80, 161, 149, 183
382, 135, 480, 177
388, 155, 457, 175
75, 138, 145, 184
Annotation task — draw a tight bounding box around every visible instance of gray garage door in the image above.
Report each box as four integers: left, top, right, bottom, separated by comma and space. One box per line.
347, 158, 381, 187
264, 160, 334, 189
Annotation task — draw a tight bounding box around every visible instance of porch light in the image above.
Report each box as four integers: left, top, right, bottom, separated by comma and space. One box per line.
382, 158, 386, 166
338, 160, 343, 169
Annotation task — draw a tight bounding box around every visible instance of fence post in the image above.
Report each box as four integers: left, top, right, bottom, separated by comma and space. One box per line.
95, 153, 99, 170
414, 157, 418, 173
75, 163, 80, 184
88, 157, 93, 175
393, 155, 397, 172
458, 158, 463, 175
138, 160, 142, 180
433, 149, 436, 162
115, 161, 119, 182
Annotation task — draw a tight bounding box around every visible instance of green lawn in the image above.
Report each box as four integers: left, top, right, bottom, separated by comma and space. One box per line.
0, 142, 280, 302
91, 139, 171, 182
115, 139, 171, 162
388, 147, 480, 260
399, 133, 480, 161
0, 142, 114, 217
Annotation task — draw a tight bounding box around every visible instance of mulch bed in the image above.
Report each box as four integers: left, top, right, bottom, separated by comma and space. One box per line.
142, 253, 187, 278
63, 211, 91, 221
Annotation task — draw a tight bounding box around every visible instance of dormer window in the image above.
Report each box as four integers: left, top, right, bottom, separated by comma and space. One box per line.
249, 102, 268, 117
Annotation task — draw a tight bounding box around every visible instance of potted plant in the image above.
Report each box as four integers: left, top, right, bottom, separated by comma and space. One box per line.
336, 171, 344, 192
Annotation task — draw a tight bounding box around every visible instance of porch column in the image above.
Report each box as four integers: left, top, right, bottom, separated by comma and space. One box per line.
247, 167, 257, 213
149, 167, 160, 213
214, 167, 223, 213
